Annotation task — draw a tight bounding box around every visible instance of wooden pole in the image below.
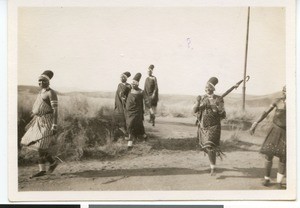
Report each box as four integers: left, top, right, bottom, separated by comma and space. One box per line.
243, 7, 250, 111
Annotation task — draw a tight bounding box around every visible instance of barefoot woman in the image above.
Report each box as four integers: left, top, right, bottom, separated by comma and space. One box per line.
193, 77, 226, 175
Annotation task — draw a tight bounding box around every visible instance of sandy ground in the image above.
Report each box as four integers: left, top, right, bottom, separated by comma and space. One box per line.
18, 117, 286, 191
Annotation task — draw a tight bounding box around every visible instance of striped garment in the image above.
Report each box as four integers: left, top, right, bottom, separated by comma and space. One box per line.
21, 93, 57, 150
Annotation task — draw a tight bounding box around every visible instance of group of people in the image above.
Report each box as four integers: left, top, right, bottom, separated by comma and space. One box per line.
20, 68, 287, 190
114, 64, 159, 150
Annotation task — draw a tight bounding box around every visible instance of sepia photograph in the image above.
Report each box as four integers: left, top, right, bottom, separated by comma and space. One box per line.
8, 0, 296, 201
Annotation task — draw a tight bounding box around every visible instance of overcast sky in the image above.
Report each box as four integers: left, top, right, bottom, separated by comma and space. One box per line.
18, 7, 285, 95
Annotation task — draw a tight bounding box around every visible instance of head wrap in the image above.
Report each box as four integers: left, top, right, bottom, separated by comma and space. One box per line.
207, 77, 218, 90
132, 73, 142, 85
39, 70, 54, 81
122, 71, 131, 78
148, 64, 154, 71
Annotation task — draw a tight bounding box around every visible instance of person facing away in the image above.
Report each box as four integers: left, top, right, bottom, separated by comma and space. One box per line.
249, 86, 286, 189
125, 72, 147, 150
144, 64, 159, 126
192, 77, 226, 176
21, 70, 59, 178
114, 71, 131, 138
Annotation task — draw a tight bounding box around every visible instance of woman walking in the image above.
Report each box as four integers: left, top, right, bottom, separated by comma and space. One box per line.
144, 64, 159, 126
21, 70, 59, 178
249, 86, 286, 189
114, 71, 131, 138
193, 77, 226, 175
126, 73, 147, 150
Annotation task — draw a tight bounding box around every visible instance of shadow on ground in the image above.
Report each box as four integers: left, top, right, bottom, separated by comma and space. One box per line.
147, 137, 260, 153
221, 140, 260, 152
61, 167, 233, 179
216, 167, 277, 179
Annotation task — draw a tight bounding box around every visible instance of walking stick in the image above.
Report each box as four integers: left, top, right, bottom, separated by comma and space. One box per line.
26, 134, 54, 147
220, 76, 250, 99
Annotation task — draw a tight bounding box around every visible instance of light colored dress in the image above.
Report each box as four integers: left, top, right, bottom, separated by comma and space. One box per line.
21, 92, 57, 150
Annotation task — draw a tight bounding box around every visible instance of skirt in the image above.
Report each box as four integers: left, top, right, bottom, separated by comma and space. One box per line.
21, 115, 56, 151
260, 123, 286, 158
198, 124, 224, 158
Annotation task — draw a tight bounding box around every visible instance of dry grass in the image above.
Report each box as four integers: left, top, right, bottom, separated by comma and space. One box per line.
18, 89, 273, 164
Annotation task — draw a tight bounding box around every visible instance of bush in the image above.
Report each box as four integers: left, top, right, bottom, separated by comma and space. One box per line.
18, 92, 123, 164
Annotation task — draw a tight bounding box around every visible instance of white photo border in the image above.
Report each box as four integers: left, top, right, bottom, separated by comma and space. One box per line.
8, 0, 296, 201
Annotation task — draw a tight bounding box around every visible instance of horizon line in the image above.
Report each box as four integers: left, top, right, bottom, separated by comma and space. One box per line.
18, 84, 281, 97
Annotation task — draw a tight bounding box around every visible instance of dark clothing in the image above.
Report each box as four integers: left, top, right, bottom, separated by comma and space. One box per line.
126, 88, 145, 136
260, 98, 286, 159
114, 83, 131, 128
144, 76, 159, 108
194, 94, 225, 157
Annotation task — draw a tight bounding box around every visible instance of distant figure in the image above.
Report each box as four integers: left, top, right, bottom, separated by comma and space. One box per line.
114, 71, 131, 138
249, 86, 286, 189
126, 73, 147, 150
21, 70, 59, 178
192, 77, 226, 175
144, 64, 159, 126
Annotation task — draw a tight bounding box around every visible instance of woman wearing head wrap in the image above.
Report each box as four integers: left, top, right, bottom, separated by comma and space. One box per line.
21, 70, 59, 178
249, 86, 286, 189
125, 73, 147, 150
114, 71, 131, 138
144, 64, 159, 126
192, 77, 226, 175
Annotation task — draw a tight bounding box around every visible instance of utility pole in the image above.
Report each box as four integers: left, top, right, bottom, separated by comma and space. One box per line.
243, 7, 250, 111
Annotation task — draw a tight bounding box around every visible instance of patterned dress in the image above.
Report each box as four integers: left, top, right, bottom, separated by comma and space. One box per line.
195, 94, 225, 157
125, 88, 145, 137
260, 98, 286, 158
144, 76, 159, 108
114, 83, 131, 128
21, 91, 57, 150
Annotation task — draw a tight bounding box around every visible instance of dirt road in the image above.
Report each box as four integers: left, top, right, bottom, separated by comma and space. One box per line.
18, 117, 285, 191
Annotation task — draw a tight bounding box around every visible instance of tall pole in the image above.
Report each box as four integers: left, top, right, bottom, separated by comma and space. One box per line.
243, 7, 250, 111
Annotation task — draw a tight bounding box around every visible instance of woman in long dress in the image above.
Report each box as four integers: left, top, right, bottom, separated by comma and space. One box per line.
144, 64, 159, 126
21, 70, 59, 178
193, 77, 226, 175
126, 73, 147, 150
114, 71, 131, 138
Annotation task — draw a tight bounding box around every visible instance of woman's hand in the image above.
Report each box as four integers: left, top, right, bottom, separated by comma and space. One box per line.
51, 124, 58, 135
200, 98, 210, 109
249, 122, 258, 135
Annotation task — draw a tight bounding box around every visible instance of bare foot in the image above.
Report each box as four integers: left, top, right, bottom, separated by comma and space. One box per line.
210, 168, 216, 176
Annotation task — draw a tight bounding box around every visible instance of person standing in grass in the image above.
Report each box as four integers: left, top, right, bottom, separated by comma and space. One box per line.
21, 70, 59, 178
144, 64, 159, 126
114, 71, 131, 139
249, 86, 286, 189
126, 73, 147, 150
192, 77, 226, 176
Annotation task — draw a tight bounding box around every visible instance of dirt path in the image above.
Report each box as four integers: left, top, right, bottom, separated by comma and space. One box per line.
18, 117, 285, 191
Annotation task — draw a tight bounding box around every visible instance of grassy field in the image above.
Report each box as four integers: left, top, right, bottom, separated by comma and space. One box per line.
18, 85, 276, 164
